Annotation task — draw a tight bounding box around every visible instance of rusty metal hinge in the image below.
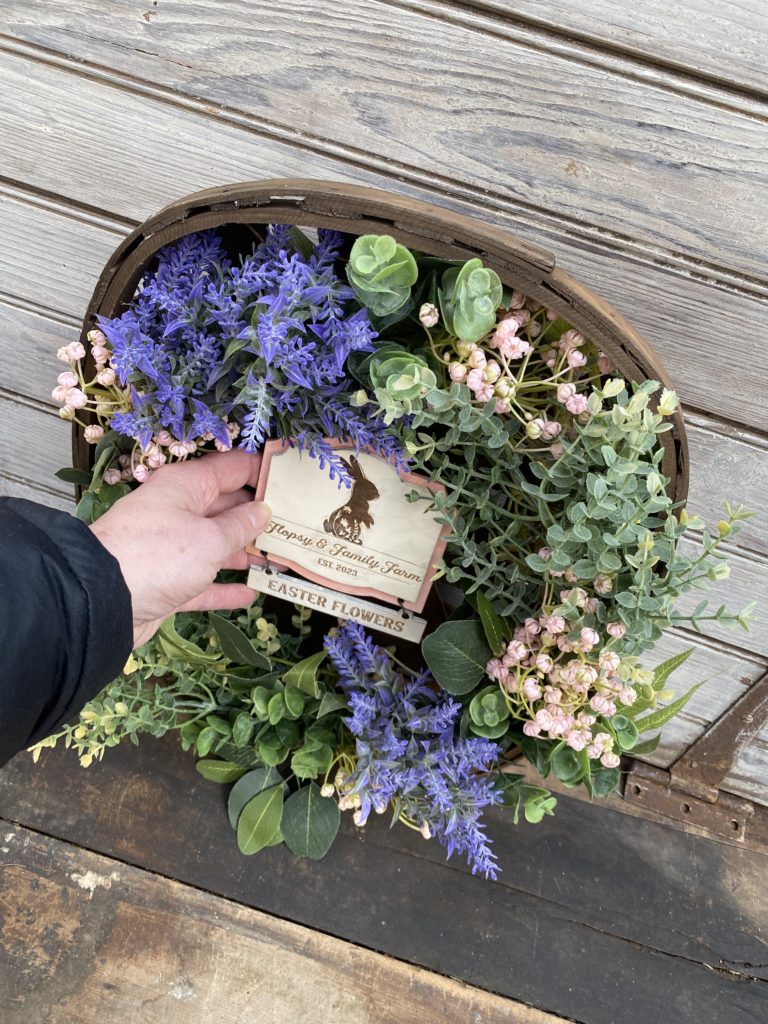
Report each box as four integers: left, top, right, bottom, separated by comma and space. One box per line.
623, 762, 756, 842
624, 673, 768, 848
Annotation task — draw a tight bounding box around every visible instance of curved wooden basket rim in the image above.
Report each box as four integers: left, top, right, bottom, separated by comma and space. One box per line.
76, 178, 688, 504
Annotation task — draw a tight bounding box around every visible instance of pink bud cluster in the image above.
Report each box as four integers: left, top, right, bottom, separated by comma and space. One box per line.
448, 342, 512, 413
52, 329, 120, 429
485, 611, 639, 769
117, 420, 241, 484
51, 329, 242, 486
542, 328, 588, 370
556, 382, 588, 416
443, 296, 600, 443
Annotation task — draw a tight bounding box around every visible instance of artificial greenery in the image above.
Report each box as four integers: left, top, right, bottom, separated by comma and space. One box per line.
439, 257, 504, 342
347, 234, 419, 317
43, 224, 754, 877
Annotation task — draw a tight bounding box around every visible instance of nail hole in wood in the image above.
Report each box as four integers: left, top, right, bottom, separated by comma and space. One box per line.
731, 820, 740, 831
631, 784, 642, 796
682, 802, 692, 813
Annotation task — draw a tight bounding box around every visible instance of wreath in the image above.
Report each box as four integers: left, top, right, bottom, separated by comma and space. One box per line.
39, 221, 752, 878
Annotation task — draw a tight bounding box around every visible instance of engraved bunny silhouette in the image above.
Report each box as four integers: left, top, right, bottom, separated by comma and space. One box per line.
323, 455, 380, 545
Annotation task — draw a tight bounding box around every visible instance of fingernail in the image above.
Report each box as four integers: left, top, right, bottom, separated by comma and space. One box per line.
251, 501, 272, 529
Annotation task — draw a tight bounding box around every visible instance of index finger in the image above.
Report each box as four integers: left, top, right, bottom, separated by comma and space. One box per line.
153, 450, 263, 513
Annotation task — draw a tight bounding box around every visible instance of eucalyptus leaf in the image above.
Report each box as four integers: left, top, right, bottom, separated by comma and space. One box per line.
550, 745, 584, 785
631, 734, 662, 756
195, 759, 248, 784
291, 742, 334, 779
158, 617, 220, 665
237, 785, 284, 855
195, 727, 219, 758
228, 766, 283, 829
317, 692, 349, 718
590, 767, 621, 798
74, 491, 105, 524
281, 782, 340, 860
283, 651, 326, 698
232, 712, 254, 748
475, 592, 508, 654
422, 619, 491, 695
524, 792, 557, 823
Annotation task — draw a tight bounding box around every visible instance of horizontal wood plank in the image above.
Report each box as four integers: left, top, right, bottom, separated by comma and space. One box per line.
0, 188, 124, 315
1, 736, 767, 1023
634, 630, 766, 767
0, 825, 557, 1024
0, 295, 78, 405
2, 6, 768, 280
0, 472, 72, 512
1, 54, 767, 428
723, 721, 768, 806
676, 539, 768, 657
470, 0, 768, 95
0, 394, 72, 499
686, 417, 768, 558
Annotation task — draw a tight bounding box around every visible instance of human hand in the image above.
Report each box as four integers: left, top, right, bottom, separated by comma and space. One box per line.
90, 451, 271, 648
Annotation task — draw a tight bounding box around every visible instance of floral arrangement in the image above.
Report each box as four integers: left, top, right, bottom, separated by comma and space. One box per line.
39, 225, 754, 878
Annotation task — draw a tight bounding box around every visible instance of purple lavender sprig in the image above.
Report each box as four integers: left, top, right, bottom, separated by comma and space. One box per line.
97, 226, 407, 483
324, 622, 503, 879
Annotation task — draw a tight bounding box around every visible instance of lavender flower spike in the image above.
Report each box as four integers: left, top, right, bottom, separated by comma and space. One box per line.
324, 621, 503, 879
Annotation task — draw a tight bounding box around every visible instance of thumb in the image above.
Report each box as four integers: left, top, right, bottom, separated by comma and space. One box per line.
210, 500, 272, 562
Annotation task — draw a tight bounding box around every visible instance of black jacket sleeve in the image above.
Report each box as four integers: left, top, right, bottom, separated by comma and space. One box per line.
0, 497, 133, 768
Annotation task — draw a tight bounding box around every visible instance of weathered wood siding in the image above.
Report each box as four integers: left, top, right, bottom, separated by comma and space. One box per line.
0, 1, 766, 797
1, 824, 560, 1024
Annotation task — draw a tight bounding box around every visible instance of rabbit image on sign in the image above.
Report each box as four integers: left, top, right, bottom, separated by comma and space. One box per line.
248, 440, 449, 612
323, 456, 380, 544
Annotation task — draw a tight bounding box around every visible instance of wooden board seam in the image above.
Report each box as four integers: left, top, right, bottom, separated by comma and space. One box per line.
0, 176, 133, 234
1, 33, 767, 298
0, 289, 80, 328
666, 625, 768, 669
0, 469, 70, 505
460, 0, 768, 104
0, 822, 570, 1024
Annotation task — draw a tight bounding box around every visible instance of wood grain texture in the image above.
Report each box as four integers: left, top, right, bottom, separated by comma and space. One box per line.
1, 55, 767, 429
723, 715, 768, 806
2, 2, 768, 280
686, 416, 768, 558
0, 395, 72, 500
2, 736, 767, 1023
633, 630, 766, 768
0, 296, 79, 405
676, 539, 768, 657
0, 472, 72, 512
0, 826, 559, 1024
470, 0, 768, 95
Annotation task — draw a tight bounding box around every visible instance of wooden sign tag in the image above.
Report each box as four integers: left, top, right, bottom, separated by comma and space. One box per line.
247, 566, 428, 642
246, 440, 448, 635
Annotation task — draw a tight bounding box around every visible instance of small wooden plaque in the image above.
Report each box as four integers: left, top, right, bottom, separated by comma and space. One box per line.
247, 440, 449, 614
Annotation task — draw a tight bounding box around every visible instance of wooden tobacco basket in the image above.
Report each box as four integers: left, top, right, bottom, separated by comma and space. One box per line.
74, 178, 689, 505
